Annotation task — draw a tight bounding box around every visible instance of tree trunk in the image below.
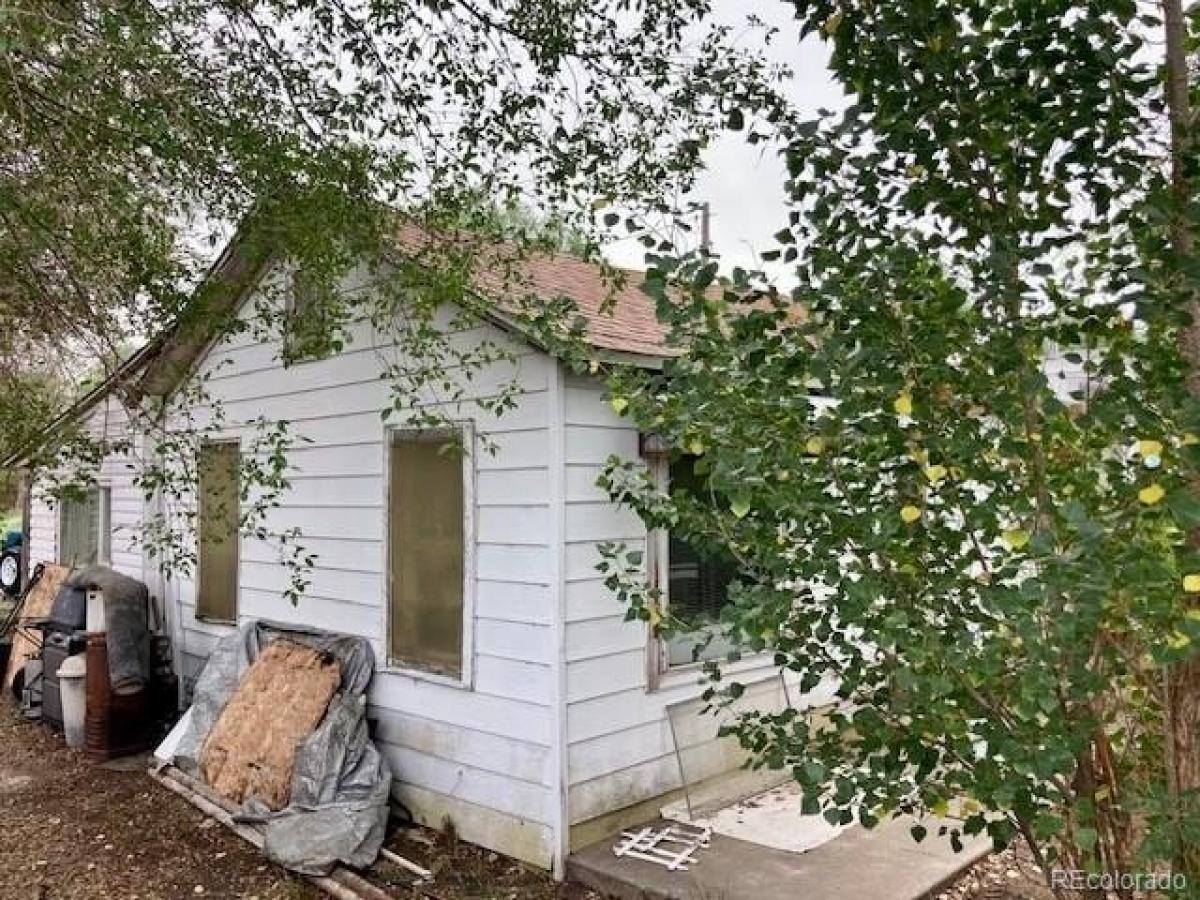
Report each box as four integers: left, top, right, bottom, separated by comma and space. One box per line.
1162, 0, 1200, 879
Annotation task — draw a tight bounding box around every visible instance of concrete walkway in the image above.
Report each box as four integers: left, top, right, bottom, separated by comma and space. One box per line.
568, 816, 990, 900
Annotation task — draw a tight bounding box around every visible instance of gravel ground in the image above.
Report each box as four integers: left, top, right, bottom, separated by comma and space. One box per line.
934, 842, 1056, 900
0, 702, 320, 900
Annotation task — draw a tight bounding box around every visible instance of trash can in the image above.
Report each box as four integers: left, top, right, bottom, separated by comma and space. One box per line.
58, 654, 87, 750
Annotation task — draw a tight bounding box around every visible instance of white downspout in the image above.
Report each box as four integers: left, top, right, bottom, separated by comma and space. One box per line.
548, 359, 570, 878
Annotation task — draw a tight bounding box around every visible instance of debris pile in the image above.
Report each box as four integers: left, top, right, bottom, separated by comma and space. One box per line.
157, 621, 392, 878
200, 640, 341, 811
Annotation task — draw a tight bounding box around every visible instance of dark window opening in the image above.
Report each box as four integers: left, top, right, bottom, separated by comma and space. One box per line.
665, 455, 740, 665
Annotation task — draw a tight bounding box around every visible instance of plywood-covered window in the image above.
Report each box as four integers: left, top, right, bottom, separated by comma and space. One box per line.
196, 441, 240, 622
387, 428, 471, 680
58, 485, 111, 568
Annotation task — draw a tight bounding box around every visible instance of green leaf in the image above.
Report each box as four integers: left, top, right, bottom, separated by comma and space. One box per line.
1167, 490, 1200, 528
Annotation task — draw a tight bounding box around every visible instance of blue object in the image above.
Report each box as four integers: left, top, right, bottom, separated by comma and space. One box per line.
1, 530, 21, 551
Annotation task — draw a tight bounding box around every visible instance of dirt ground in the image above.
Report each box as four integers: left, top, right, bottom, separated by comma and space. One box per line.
934, 842, 1057, 900
379, 829, 595, 900
0, 701, 593, 900
0, 702, 321, 899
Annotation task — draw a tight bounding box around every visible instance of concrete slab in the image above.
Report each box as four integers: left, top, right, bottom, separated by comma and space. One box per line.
568, 816, 990, 900
662, 780, 851, 855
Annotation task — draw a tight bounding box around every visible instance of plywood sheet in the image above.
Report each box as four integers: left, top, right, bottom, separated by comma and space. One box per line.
199, 639, 340, 811
4, 563, 71, 691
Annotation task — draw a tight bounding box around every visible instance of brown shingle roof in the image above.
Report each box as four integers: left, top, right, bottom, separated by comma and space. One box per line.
392, 224, 671, 359
499, 252, 670, 358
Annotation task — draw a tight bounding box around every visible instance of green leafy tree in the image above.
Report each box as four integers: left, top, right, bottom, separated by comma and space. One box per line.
2, 2, 780, 587
598, 1, 1200, 895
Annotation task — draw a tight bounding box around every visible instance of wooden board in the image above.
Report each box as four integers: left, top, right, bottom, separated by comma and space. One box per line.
199, 639, 340, 811
4, 563, 71, 691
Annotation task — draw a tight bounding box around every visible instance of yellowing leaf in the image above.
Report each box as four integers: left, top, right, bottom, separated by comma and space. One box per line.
730, 498, 751, 519
687, 438, 705, 456
647, 603, 662, 629
924, 464, 947, 483
610, 396, 629, 414
1185, 609, 1200, 621
1138, 439, 1164, 457
806, 437, 824, 455
1138, 483, 1165, 505
1184, 575, 1200, 593
823, 11, 843, 35
1002, 529, 1030, 550
1167, 630, 1192, 650
893, 393, 914, 416
1183, 433, 1199, 446
900, 505, 922, 524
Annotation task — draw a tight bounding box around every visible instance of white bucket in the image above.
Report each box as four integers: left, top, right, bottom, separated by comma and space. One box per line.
57, 654, 87, 750
86, 590, 106, 633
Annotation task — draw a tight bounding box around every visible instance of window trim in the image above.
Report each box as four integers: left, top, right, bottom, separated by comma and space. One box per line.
283, 266, 337, 364
57, 484, 112, 569
645, 456, 766, 691
97, 484, 112, 567
194, 438, 242, 626
381, 422, 476, 690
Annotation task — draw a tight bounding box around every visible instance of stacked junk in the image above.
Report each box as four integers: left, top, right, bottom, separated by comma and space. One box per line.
1, 563, 175, 760
3, 564, 424, 898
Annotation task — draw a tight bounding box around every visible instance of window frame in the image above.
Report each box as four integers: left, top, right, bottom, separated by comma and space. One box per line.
283, 266, 338, 364
97, 484, 112, 567
644, 455, 748, 689
194, 438, 242, 625
381, 422, 476, 689
57, 484, 112, 569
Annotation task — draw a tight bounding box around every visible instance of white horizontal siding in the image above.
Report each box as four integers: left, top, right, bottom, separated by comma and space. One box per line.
373, 708, 552, 786
560, 374, 761, 832
163, 262, 560, 867
475, 580, 554, 625
27, 396, 144, 582
27, 492, 57, 567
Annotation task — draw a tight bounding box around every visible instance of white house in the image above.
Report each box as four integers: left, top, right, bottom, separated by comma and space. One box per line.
14, 227, 823, 877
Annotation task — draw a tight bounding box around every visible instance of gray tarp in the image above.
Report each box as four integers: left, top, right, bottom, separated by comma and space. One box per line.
66, 566, 149, 693
167, 620, 392, 875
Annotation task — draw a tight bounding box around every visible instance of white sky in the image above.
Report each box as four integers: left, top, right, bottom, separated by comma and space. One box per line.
604, 1, 846, 272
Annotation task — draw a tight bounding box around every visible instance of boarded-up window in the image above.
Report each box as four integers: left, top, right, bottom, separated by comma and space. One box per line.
197, 442, 240, 622
58, 486, 110, 567
388, 430, 466, 677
